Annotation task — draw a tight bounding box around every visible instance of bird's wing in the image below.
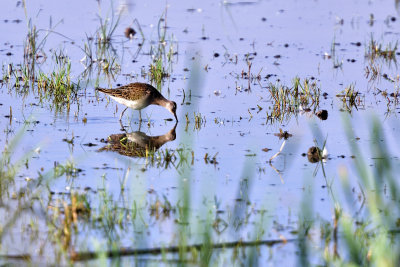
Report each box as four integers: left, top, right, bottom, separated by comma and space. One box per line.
97, 83, 152, 101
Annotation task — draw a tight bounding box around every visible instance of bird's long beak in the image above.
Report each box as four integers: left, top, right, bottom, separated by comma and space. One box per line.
174, 112, 178, 122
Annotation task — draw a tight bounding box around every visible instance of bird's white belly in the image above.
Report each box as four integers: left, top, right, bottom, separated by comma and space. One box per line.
110, 96, 149, 110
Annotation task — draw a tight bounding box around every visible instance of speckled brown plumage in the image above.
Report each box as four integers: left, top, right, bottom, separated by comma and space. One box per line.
98, 125, 177, 158
96, 83, 163, 102
96, 82, 178, 122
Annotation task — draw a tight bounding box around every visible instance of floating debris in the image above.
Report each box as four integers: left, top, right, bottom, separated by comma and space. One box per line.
307, 146, 322, 163
124, 27, 136, 39
83, 142, 97, 147
306, 146, 328, 163
315, 110, 328, 120
274, 129, 292, 140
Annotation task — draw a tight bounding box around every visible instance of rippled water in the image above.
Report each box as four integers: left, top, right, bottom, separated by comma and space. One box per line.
1, 0, 400, 265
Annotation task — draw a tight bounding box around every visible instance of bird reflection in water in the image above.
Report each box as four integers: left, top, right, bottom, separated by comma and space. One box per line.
98, 123, 177, 158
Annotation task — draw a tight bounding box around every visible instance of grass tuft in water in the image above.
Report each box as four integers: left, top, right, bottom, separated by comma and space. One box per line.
336, 83, 363, 112
36, 50, 79, 111
148, 9, 178, 89
366, 35, 398, 63
266, 77, 321, 123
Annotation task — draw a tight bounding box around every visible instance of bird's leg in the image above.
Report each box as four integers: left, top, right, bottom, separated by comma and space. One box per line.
119, 107, 128, 121
139, 110, 142, 123
119, 119, 127, 132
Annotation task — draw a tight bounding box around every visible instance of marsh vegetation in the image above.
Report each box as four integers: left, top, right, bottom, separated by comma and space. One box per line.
1, 0, 400, 266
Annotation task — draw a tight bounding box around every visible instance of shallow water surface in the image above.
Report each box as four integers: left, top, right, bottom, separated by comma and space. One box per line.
1, 0, 400, 265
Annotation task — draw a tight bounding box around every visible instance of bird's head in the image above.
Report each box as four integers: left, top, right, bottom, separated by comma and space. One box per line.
166, 101, 178, 121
